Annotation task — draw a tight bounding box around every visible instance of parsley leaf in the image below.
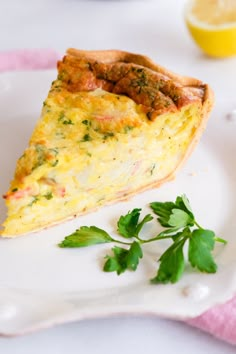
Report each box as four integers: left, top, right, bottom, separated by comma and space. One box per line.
151, 227, 191, 283
136, 214, 154, 235
126, 241, 143, 270
149, 201, 176, 227
168, 208, 193, 228
188, 229, 217, 273
151, 237, 186, 284
117, 208, 141, 238
103, 247, 128, 275
176, 194, 193, 216
59, 226, 113, 248
150, 194, 194, 229
117, 209, 153, 238
103, 241, 143, 275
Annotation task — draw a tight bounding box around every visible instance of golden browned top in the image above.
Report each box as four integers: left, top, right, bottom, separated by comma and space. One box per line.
57, 49, 208, 120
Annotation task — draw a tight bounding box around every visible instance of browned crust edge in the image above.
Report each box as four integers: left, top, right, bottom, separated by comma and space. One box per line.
66, 48, 210, 94
1, 49, 214, 237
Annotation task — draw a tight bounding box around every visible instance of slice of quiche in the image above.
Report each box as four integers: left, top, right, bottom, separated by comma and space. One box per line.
1, 49, 214, 237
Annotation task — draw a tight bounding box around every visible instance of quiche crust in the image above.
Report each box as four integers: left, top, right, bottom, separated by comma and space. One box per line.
1, 49, 214, 236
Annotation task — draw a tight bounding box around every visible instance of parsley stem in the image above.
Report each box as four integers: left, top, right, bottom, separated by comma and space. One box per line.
140, 235, 175, 244
135, 235, 143, 242
194, 220, 203, 229
214, 237, 227, 244
112, 239, 133, 245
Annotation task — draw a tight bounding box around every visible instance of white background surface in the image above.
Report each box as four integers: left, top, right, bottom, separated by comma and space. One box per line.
0, 0, 236, 352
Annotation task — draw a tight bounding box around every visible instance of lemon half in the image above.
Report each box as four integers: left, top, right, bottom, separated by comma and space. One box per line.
185, 0, 236, 58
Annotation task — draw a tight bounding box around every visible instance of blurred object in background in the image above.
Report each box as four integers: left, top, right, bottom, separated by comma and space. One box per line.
185, 0, 236, 58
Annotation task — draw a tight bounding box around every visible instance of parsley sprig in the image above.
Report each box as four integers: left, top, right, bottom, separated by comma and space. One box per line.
59, 195, 227, 284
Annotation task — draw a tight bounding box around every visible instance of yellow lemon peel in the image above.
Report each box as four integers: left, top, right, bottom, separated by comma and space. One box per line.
185, 0, 236, 58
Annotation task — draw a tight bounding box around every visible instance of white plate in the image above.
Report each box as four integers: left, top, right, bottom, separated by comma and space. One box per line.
0, 70, 235, 336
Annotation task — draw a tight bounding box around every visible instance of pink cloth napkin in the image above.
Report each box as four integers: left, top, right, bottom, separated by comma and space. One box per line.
0, 49, 60, 71
0, 49, 235, 346
187, 297, 236, 345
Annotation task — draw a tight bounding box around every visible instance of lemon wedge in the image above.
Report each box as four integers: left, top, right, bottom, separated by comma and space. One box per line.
185, 0, 236, 57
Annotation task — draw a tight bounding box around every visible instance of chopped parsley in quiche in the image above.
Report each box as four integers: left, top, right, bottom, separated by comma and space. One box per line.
1, 49, 214, 236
